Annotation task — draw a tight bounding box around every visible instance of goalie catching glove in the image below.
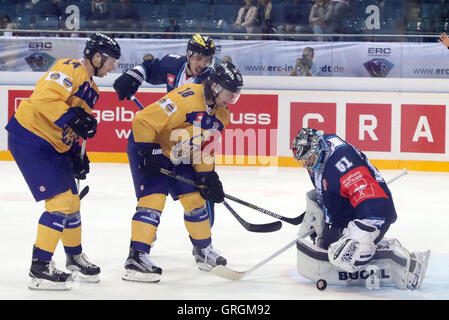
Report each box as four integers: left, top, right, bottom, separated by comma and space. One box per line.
197, 171, 224, 203
113, 68, 145, 101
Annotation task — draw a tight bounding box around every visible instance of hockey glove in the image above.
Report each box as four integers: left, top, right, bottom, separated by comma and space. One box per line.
138, 143, 164, 176
67, 107, 97, 140
113, 68, 145, 101
197, 171, 225, 203
67, 143, 89, 180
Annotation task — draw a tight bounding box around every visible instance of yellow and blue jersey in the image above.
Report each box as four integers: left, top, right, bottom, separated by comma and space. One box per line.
131, 83, 229, 174
6, 58, 99, 153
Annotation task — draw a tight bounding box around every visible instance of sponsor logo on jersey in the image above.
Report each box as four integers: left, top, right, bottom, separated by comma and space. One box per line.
196, 113, 205, 122
167, 74, 175, 86
322, 178, 328, 191
156, 97, 177, 116
50, 72, 60, 80
63, 77, 73, 89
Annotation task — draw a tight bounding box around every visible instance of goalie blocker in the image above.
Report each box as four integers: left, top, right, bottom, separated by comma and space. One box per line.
296, 238, 430, 290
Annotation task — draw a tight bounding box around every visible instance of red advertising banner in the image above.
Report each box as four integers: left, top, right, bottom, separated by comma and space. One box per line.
345, 103, 392, 152
221, 94, 278, 156
290, 102, 337, 146
400, 104, 446, 153
7, 90, 278, 156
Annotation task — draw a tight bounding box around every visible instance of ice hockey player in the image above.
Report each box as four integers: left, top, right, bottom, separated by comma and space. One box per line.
122, 61, 243, 283
292, 128, 430, 290
5, 32, 121, 290
113, 33, 219, 238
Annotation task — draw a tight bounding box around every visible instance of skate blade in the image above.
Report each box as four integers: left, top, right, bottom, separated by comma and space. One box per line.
28, 277, 73, 291
122, 269, 161, 283
69, 271, 100, 283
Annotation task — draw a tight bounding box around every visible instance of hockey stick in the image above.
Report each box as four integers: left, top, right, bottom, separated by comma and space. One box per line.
226, 168, 409, 226
211, 229, 314, 281
159, 168, 282, 233
128, 95, 282, 233
76, 139, 90, 200
211, 168, 409, 281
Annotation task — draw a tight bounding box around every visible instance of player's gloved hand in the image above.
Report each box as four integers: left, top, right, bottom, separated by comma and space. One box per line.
67, 143, 89, 180
138, 143, 163, 176
67, 107, 97, 140
113, 68, 144, 101
197, 171, 225, 203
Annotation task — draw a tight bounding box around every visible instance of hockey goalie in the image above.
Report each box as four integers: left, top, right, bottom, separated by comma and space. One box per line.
292, 128, 430, 290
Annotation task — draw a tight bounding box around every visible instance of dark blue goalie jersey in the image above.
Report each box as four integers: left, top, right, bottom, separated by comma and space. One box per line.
138, 54, 211, 92
309, 134, 397, 229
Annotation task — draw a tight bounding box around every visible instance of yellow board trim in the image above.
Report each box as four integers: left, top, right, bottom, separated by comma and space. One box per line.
2, 151, 448, 172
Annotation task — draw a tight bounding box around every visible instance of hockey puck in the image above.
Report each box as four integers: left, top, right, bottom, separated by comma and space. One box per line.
316, 279, 327, 291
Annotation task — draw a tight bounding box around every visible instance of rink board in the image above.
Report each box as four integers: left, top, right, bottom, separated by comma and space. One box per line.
1, 84, 449, 172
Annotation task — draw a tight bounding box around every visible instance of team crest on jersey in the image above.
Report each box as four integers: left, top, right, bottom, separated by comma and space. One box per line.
39, 185, 46, 192
167, 74, 175, 86
196, 113, 205, 122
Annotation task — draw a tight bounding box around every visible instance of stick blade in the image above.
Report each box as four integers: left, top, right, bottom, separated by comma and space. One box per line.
211, 265, 246, 281
246, 221, 282, 233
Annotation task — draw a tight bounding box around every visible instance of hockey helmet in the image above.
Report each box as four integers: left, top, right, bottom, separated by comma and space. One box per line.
187, 34, 216, 57
292, 128, 327, 169
84, 32, 121, 60
209, 61, 243, 93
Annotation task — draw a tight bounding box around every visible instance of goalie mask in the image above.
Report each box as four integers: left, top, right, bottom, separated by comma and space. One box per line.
292, 128, 327, 170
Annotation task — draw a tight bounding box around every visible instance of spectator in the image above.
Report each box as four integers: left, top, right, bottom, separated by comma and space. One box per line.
143, 53, 155, 61
290, 47, 320, 77
309, 0, 333, 41
257, 0, 276, 38
228, 0, 259, 38
110, 0, 140, 32
329, 0, 351, 34
221, 55, 233, 63
86, 0, 111, 30
164, 18, 180, 39
1, 15, 17, 37
278, 0, 311, 34
29, 0, 62, 29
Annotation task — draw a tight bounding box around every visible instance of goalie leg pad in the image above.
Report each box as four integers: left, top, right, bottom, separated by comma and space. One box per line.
297, 238, 430, 290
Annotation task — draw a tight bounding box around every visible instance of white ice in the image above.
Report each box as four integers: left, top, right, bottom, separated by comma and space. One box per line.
0, 161, 448, 300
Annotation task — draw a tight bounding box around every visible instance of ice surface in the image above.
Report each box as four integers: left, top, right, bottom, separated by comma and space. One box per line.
0, 161, 448, 300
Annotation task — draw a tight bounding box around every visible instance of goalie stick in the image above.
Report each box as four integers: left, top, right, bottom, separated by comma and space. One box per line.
211, 168, 409, 281
129, 95, 283, 233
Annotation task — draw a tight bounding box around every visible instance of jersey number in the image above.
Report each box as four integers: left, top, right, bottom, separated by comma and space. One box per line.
178, 87, 194, 98
335, 157, 353, 173
63, 59, 81, 69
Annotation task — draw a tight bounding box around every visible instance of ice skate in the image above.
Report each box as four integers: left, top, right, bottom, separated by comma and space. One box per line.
193, 244, 227, 272
29, 258, 73, 290
66, 252, 100, 283
122, 248, 162, 283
